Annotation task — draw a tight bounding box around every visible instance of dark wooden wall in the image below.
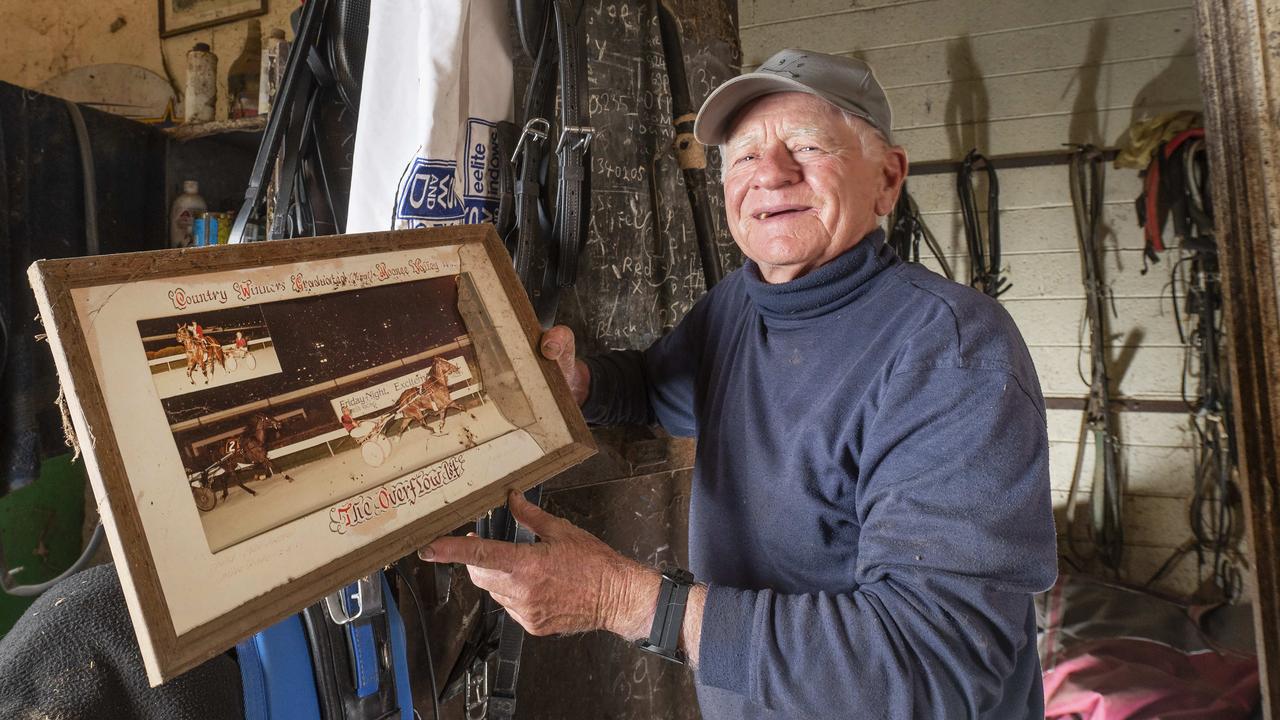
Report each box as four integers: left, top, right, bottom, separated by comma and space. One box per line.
0, 84, 258, 495
549, 0, 742, 354
399, 2, 741, 718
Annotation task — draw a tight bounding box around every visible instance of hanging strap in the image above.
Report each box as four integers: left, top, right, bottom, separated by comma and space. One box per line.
509, 17, 556, 296
494, 121, 520, 241
1136, 127, 1208, 266
956, 149, 1007, 298
452, 3, 592, 718
444, 487, 544, 720
549, 0, 592, 291
887, 182, 954, 280
1066, 144, 1124, 572
534, 0, 593, 327
482, 485, 543, 720
655, 0, 722, 290
509, 0, 592, 328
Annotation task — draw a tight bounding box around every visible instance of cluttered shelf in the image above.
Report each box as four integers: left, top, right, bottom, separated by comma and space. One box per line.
163, 115, 267, 142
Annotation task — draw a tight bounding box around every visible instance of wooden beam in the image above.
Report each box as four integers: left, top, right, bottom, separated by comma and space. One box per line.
1193, 1, 1280, 716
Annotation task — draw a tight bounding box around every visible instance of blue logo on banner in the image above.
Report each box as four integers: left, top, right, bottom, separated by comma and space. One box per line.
461, 118, 502, 225
463, 197, 500, 225
463, 118, 501, 203
396, 158, 464, 224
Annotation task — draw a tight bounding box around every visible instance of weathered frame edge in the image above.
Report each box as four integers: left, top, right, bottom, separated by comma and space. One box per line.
1193, 0, 1280, 716
28, 225, 596, 684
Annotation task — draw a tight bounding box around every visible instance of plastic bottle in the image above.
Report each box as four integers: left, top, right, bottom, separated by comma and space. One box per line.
170, 180, 207, 248
185, 43, 217, 123
228, 20, 262, 119
259, 29, 289, 116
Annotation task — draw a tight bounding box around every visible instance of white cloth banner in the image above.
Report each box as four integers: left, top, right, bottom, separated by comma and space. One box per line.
347, 0, 515, 233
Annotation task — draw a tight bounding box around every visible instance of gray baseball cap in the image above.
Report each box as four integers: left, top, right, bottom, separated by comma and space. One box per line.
693, 48, 893, 145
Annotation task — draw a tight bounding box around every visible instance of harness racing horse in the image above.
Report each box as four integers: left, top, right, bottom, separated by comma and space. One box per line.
201, 334, 226, 371
209, 413, 293, 499
176, 324, 226, 384
396, 356, 464, 436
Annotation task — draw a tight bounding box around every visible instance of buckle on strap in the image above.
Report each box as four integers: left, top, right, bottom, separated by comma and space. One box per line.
555, 125, 594, 155
510, 117, 550, 164
465, 658, 489, 720
322, 575, 383, 625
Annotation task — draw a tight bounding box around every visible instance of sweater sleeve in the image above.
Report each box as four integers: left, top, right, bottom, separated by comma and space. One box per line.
696, 365, 1058, 718
580, 350, 655, 427
579, 298, 707, 435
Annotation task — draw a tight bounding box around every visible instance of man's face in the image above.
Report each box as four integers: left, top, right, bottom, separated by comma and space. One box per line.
720, 92, 906, 283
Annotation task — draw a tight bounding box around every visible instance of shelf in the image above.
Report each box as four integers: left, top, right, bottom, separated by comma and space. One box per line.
910, 147, 1121, 176
163, 115, 267, 142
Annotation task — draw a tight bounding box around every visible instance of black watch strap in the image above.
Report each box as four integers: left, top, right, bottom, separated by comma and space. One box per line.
634, 565, 695, 665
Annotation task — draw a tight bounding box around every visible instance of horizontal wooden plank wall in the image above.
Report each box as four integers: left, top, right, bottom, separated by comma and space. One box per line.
739, 0, 1210, 595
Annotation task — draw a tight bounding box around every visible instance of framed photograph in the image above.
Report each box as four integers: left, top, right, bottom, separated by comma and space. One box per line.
159, 0, 267, 38
28, 225, 595, 685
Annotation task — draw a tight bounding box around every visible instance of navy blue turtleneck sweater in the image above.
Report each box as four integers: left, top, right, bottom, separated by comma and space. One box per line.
582, 229, 1057, 719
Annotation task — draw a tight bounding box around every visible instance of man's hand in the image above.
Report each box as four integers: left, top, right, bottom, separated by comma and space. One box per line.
540, 325, 590, 406
419, 490, 659, 639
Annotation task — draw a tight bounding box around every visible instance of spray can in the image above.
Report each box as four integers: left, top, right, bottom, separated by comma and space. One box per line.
192, 215, 207, 247
259, 29, 289, 116
185, 42, 217, 124
195, 212, 221, 247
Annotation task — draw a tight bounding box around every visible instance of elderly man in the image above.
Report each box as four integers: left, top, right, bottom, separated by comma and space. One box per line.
421, 49, 1057, 718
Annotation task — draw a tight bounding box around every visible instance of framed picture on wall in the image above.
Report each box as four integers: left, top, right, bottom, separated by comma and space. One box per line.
27, 225, 595, 685
159, 0, 267, 38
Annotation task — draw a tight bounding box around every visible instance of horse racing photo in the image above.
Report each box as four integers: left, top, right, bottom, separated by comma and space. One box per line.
136, 274, 524, 552
138, 306, 282, 398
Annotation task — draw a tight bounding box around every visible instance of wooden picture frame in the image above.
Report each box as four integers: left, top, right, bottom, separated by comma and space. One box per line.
159, 0, 267, 38
27, 225, 595, 685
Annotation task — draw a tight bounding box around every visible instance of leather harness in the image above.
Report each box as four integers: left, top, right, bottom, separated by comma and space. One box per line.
504, 0, 593, 329
1065, 145, 1124, 572
1131, 129, 1241, 598
956, 149, 1008, 298
445, 3, 593, 718
887, 182, 954, 280
1136, 128, 1212, 266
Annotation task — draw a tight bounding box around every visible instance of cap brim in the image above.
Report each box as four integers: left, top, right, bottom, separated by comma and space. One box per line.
693, 73, 875, 146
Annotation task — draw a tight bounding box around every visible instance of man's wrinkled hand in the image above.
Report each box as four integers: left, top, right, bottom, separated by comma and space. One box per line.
418, 490, 658, 639
540, 325, 590, 406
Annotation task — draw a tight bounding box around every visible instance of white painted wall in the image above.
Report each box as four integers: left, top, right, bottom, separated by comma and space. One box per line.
739, 0, 1209, 595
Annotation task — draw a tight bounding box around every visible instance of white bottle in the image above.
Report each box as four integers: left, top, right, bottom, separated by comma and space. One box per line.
185, 43, 217, 124
170, 180, 207, 248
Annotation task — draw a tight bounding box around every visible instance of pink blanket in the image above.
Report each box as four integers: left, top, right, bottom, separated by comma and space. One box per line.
1039, 576, 1259, 719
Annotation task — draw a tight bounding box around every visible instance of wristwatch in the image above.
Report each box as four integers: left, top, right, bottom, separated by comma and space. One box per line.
634, 565, 696, 664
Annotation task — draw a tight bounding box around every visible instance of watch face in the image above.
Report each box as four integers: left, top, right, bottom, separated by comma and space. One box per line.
661, 565, 695, 585
635, 638, 688, 666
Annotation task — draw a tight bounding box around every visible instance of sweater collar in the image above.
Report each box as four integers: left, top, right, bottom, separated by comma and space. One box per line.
742, 228, 898, 321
